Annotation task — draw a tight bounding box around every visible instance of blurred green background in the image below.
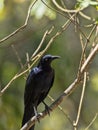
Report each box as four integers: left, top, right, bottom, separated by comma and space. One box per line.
0, 0, 98, 130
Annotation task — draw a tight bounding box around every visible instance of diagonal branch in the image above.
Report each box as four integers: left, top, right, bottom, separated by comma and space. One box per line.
85, 113, 98, 130
73, 72, 87, 130
0, 0, 38, 45
51, 0, 79, 13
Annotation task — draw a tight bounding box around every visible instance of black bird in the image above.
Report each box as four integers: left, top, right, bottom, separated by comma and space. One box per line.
21, 54, 60, 130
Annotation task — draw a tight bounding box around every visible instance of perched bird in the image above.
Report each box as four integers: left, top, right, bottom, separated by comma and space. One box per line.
21, 54, 60, 130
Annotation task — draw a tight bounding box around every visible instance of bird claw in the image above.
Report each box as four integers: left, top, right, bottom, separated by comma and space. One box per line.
43, 102, 52, 115
33, 106, 40, 123
45, 104, 52, 115
35, 113, 40, 123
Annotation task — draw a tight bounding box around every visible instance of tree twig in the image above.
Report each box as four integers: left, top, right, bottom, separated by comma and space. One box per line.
85, 113, 98, 130
12, 45, 24, 69
73, 72, 87, 130
48, 95, 73, 126
31, 26, 54, 58
0, 0, 38, 45
51, 0, 79, 13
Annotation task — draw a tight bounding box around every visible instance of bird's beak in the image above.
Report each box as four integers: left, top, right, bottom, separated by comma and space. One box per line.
52, 55, 61, 60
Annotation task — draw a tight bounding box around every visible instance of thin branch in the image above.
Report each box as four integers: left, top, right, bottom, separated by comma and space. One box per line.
41, 0, 79, 26
31, 26, 54, 58
79, 12, 92, 20
0, 55, 40, 96
31, 16, 72, 60
0, 0, 38, 45
92, 25, 98, 48
73, 72, 87, 130
51, 0, 79, 13
78, 24, 97, 72
48, 95, 73, 126
42, 0, 89, 42
85, 113, 98, 130
12, 45, 24, 69
26, 53, 31, 73
81, 44, 98, 73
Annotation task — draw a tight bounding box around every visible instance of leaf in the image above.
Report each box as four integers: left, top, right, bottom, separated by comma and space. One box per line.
75, 0, 98, 10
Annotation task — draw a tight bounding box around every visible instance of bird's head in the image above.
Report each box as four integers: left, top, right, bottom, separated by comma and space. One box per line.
38, 54, 60, 67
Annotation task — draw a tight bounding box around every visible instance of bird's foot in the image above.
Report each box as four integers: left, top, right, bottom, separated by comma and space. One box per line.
45, 104, 52, 116
35, 112, 40, 123
42, 101, 52, 115
34, 106, 40, 123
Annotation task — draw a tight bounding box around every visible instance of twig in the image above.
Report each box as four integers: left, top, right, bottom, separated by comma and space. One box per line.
79, 12, 92, 20
31, 15, 72, 61
0, 55, 40, 96
42, 0, 89, 42
0, 0, 38, 45
81, 44, 98, 73
92, 25, 98, 49
31, 26, 54, 58
73, 72, 87, 130
51, 0, 79, 13
26, 53, 31, 73
85, 113, 98, 130
11, 45, 24, 69
48, 95, 73, 126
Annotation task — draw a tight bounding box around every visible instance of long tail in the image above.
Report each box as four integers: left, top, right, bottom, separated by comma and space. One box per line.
21, 106, 35, 130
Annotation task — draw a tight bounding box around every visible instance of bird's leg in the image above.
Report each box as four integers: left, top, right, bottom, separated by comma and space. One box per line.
42, 101, 52, 115
33, 106, 40, 122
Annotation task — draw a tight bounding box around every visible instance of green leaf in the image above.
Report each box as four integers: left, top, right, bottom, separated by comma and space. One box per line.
75, 0, 98, 10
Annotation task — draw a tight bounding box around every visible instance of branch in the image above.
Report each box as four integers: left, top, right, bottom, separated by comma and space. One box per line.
85, 113, 98, 130
21, 43, 98, 130
73, 72, 87, 130
31, 26, 54, 58
51, 0, 79, 13
48, 95, 73, 126
0, 0, 38, 45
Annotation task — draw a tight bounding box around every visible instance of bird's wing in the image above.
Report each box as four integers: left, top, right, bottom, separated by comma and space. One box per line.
37, 69, 55, 105
50, 69, 55, 87
24, 67, 41, 108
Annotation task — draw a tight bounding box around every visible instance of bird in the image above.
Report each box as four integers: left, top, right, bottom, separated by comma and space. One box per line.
21, 54, 60, 130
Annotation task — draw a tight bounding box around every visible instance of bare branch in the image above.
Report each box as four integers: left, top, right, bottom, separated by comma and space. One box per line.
31, 26, 54, 58
26, 53, 31, 73
12, 45, 24, 69
73, 72, 87, 130
51, 0, 79, 13
79, 12, 92, 20
0, 0, 38, 45
85, 113, 98, 130
81, 44, 98, 73
0, 55, 40, 96
48, 95, 73, 126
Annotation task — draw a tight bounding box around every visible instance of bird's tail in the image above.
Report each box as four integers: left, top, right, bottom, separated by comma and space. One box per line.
21, 106, 35, 130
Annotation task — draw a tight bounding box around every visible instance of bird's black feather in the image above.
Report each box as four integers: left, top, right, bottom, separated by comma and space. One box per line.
21, 54, 59, 130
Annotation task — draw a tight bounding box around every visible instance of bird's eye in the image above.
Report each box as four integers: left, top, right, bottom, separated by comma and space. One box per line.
45, 58, 48, 61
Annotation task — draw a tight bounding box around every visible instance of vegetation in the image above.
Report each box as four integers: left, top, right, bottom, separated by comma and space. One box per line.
0, 0, 98, 130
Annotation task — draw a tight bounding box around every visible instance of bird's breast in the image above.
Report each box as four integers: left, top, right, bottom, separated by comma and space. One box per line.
35, 69, 54, 92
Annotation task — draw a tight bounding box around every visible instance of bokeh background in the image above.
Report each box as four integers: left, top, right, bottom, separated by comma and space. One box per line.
0, 0, 98, 130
